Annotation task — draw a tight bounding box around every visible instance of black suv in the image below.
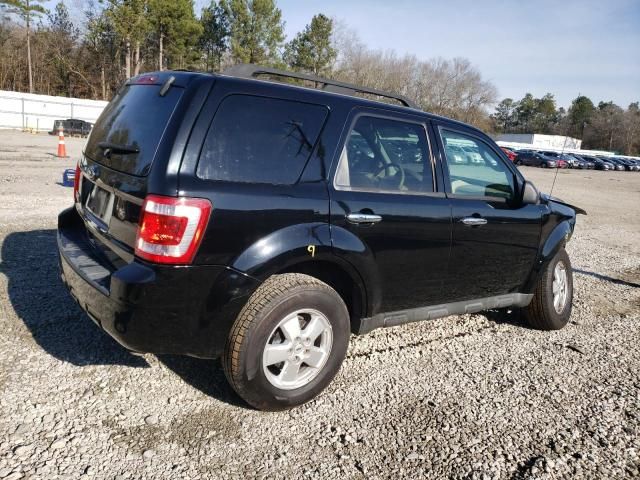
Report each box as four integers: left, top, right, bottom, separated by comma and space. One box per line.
58, 65, 584, 410
49, 119, 93, 137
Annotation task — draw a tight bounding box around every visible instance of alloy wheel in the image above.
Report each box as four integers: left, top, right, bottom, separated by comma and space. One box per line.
552, 261, 568, 314
262, 309, 333, 390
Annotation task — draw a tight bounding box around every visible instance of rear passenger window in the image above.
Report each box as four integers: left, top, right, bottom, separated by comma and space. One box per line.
197, 95, 328, 184
334, 116, 434, 193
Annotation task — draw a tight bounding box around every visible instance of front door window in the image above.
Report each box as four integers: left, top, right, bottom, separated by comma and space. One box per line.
440, 129, 515, 200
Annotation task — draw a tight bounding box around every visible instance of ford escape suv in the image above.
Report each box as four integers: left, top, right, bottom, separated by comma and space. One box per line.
58, 65, 584, 411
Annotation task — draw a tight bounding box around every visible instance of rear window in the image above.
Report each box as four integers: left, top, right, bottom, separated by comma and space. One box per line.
196, 95, 328, 184
85, 84, 183, 176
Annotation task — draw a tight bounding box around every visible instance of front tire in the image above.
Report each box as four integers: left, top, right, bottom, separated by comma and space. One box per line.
223, 273, 350, 411
523, 248, 573, 330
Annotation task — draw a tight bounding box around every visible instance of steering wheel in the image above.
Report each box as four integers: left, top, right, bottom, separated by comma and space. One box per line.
374, 162, 405, 189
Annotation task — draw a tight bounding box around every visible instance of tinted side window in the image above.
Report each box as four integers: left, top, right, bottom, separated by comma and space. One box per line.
441, 129, 515, 200
197, 95, 328, 184
334, 116, 433, 193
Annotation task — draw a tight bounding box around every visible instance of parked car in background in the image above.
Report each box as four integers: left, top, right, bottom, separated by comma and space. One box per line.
625, 158, 640, 170
49, 119, 93, 137
611, 157, 639, 171
554, 158, 569, 169
500, 147, 517, 162
599, 157, 625, 171
461, 145, 484, 164
620, 158, 638, 171
606, 157, 627, 170
446, 144, 470, 164
539, 151, 560, 158
583, 156, 614, 171
574, 155, 592, 169
557, 153, 586, 169
537, 151, 567, 168
570, 154, 595, 169
516, 151, 557, 168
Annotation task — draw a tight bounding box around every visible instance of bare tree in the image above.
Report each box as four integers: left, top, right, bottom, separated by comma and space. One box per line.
332, 25, 497, 128
619, 103, 640, 155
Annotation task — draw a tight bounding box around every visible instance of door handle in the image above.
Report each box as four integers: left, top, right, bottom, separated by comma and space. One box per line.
346, 213, 383, 225
461, 217, 487, 226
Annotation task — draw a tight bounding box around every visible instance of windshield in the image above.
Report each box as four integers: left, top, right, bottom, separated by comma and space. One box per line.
85, 84, 183, 176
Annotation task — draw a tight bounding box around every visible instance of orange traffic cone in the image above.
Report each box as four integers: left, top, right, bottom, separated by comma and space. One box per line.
56, 124, 69, 158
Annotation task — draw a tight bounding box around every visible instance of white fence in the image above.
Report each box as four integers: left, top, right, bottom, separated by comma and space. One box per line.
0, 90, 107, 133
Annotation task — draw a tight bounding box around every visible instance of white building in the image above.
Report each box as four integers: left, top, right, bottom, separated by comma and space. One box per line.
494, 133, 582, 150
494, 133, 617, 156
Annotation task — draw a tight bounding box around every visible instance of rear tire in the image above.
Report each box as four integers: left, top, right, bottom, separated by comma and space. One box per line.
223, 273, 350, 411
523, 248, 573, 330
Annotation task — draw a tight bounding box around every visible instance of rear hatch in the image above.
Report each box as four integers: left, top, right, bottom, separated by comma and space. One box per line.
76, 72, 205, 266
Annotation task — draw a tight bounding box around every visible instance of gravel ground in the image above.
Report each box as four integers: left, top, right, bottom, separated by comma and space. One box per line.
0, 130, 639, 479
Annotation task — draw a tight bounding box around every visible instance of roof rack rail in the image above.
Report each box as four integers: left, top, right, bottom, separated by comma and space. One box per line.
222, 63, 419, 109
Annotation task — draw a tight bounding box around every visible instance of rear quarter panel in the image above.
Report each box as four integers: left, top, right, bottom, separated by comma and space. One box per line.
177, 77, 345, 270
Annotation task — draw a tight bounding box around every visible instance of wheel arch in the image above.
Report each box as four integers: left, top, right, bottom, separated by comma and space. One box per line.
230, 223, 371, 333
277, 259, 368, 334
522, 220, 572, 293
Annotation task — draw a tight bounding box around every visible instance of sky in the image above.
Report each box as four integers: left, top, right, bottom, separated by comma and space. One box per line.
274, 0, 640, 109
48, 0, 639, 109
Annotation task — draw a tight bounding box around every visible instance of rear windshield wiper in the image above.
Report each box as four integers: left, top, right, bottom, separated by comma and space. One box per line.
97, 142, 140, 155
159, 75, 175, 97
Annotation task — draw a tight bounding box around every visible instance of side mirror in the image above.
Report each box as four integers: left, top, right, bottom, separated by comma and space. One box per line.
521, 180, 539, 205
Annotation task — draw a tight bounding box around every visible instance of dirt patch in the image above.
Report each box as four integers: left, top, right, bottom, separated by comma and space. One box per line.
105, 407, 241, 454
590, 291, 639, 318
168, 407, 242, 447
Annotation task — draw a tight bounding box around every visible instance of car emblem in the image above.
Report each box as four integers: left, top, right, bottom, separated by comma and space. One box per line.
85, 164, 100, 180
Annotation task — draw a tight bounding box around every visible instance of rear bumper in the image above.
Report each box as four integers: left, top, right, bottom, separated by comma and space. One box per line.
58, 207, 261, 358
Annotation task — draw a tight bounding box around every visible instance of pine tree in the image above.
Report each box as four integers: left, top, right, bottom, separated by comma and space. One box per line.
48, 2, 81, 97
199, 0, 230, 71
85, 6, 118, 99
568, 95, 596, 138
226, 0, 284, 66
492, 98, 517, 132
105, 0, 148, 79
148, 0, 202, 71
515, 93, 537, 132
0, 0, 47, 93
532, 93, 558, 134
284, 13, 335, 76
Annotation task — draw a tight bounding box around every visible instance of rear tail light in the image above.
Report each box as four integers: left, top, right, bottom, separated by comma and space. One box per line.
73, 162, 81, 202
135, 195, 212, 264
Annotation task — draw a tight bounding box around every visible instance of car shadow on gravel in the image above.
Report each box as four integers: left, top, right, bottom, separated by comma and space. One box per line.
574, 268, 640, 288
482, 307, 529, 328
1, 229, 149, 368
158, 356, 247, 408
